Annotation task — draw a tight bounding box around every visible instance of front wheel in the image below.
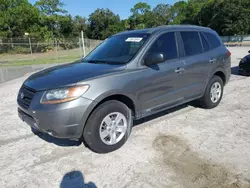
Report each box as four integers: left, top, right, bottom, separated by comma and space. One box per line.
199, 75, 224, 109
83, 100, 133, 153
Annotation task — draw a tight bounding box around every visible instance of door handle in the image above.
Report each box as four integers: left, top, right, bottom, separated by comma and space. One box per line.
174, 67, 185, 73
209, 58, 216, 63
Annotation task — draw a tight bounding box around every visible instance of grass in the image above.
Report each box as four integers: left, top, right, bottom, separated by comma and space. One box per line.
0, 57, 79, 67
0, 49, 83, 67
0, 46, 100, 67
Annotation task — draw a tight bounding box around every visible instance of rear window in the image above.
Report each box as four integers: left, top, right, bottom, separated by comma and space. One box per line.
200, 33, 210, 52
181, 31, 203, 56
203, 32, 221, 49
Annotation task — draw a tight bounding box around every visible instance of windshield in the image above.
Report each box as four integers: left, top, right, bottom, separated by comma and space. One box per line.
84, 33, 150, 64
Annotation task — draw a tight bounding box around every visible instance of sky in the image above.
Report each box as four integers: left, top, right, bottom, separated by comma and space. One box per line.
29, 0, 178, 19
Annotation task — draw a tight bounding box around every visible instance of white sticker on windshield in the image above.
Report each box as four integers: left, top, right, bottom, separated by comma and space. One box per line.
125, 37, 143, 42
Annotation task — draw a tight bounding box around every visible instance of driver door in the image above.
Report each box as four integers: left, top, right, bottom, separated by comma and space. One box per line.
138, 32, 187, 114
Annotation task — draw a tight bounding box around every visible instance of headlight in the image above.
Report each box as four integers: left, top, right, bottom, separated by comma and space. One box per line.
41, 85, 89, 104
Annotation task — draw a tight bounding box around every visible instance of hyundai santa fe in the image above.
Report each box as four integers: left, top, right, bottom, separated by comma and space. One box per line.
17, 25, 231, 153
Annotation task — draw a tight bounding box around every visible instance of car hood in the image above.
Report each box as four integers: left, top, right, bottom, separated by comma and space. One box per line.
24, 61, 126, 91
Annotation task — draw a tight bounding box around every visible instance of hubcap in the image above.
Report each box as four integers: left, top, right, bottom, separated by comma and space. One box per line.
99, 112, 127, 145
210, 82, 222, 103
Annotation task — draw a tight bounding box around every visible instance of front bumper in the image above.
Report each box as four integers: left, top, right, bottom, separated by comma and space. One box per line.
239, 63, 250, 76
239, 68, 250, 76
18, 96, 96, 140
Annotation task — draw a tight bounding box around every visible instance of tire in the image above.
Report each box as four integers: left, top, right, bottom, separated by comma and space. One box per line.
83, 100, 133, 153
199, 75, 224, 109
31, 127, 43, 136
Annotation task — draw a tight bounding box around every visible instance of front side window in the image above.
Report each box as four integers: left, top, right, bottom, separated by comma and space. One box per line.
84, 33, 150, 64
147, 32, 178, 62
181, 31, 203, 56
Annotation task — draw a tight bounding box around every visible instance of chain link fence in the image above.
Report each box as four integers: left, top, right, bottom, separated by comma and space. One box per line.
221, 35, 250, 46
1, 34, 250, 66
0, 37, 102, 66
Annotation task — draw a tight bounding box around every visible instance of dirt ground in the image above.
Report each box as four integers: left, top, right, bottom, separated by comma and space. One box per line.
0, 47, 250, 188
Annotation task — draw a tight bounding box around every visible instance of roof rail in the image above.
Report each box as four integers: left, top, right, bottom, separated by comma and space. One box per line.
155, 24, 211, 29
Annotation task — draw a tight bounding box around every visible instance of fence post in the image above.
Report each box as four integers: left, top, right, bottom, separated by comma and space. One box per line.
81, 31, 86, 57
0, 69, 4, 83
28, 37, 33, 56
55, 38, 59, 59
79, 37, 82, 58
11, 38, 13, 48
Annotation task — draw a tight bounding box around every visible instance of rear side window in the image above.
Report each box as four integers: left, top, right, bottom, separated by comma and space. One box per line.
147, 32, 178, 61
203, 32, 221, 49
181, 31, 203, 56
200, 33, 210, 52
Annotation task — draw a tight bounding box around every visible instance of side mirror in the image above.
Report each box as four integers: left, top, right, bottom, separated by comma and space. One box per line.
144, 53, 164, 66
248, 50, 250, 53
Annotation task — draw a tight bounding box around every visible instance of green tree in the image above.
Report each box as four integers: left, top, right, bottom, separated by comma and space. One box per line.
221, 0, 250, 35
71, 16, 87, 36
149, 3, 171, 27
197, 0, 250, 35
169, 1, 188, 24
0, 0, 39, 37
1, 0, 250, 41
122, 19, 130, 30
183, 0, 205, 24
87, 8, 123, 40
35, 0, 67, 15
35, 0, 70, 38
131, 2, 151, 15
128, 2, 151, 29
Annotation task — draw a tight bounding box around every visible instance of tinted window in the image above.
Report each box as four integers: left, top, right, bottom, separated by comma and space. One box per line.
84, 33, 150, 64
203, 32, 221, 49
147, 32, 178, 61
200, 33, 210, 52
181, 31, 203, 56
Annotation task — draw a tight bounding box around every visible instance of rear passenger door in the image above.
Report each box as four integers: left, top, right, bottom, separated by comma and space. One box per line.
202, 32, 224, 71
178, 31, 212, 99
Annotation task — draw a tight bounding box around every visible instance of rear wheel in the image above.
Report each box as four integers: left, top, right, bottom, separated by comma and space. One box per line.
83, 100, 133, 153
199, 75, 224, 109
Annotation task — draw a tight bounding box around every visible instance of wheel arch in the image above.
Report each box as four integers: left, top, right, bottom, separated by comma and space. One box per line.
208, 67, 227, 86
79, 93, 137, 137
92, 94, 136, 116
213, 71, 226, 85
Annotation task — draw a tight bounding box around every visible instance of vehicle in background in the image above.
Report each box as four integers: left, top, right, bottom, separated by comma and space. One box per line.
239, 50, 250, 75
17, 25, 231, 153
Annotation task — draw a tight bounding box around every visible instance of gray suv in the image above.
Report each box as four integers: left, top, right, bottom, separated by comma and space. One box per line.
17, 25, 231, 153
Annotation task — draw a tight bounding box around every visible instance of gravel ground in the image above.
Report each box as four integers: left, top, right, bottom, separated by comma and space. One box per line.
0, 47, 250, 188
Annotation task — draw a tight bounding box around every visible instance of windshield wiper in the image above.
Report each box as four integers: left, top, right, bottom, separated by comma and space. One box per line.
85, 59, 108, 64
83, 59, 125, 65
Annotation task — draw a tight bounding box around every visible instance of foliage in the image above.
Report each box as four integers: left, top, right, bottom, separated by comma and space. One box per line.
1, 0, 250, 43
72, 16, 87, 37
35, 0, 67, 15
35, 0, 71, 39
0, 0, 39, 37
87, 9, 123, 40
169, 1, 188, 25
197, 0, 250, 35
151, 4, 171, 26
127, 2, 151, 29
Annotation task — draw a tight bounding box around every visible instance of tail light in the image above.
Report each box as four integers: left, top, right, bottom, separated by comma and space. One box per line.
227, 50, 231, 57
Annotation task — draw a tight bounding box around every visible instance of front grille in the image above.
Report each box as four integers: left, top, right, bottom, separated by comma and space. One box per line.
18, 85, 36, 109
